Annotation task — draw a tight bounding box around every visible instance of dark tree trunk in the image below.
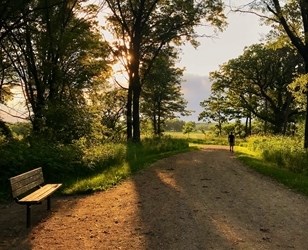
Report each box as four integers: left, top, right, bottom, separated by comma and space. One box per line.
152, 114, 157, 135
157, 114, 161, 136
248, 114, 252, 136
132, 81, 141, 142
126, 87, 133, 141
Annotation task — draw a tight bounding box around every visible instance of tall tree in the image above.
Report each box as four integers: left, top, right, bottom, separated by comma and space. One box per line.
141, 48, 188, 136
199, 90, 231, 136
105, 0, 226, 142
210, 43, 304, 134
0, 0, 31, 138
1, 0, 110, 141
244, 0, 308, 145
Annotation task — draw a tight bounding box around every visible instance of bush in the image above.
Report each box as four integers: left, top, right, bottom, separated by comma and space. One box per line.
0, 135, 189, 201
81, 142, 127, 171
245, 135, 308, 175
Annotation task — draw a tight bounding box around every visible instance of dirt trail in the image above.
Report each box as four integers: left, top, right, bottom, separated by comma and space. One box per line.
1, 145, 307, 250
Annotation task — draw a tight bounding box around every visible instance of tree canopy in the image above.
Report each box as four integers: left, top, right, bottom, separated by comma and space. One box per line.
201, 42, 304, 135
141, 47, 189, 136
105, 0, 226, 142
1, 0, 111, 142
242, 0, 308, 145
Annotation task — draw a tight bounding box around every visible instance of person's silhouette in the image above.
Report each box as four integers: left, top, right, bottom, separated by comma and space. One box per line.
228, 132, 235, 152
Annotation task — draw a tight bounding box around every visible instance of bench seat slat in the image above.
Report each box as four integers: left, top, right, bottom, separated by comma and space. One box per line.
18, 184, 62, 204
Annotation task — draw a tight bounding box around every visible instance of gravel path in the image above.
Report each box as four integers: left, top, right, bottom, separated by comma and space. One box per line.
1, 145, 307, 250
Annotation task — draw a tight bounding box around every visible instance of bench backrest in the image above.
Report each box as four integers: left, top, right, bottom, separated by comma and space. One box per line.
9, 167, 44, 198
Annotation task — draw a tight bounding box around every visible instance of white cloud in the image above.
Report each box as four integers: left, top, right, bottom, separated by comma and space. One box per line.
181, 74, 212, 122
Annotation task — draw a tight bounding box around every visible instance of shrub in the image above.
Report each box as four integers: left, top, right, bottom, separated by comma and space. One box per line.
245, 135, 308, 175
0, 135, 189, 200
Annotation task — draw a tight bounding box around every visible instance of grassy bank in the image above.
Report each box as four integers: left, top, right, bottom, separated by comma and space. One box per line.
243, 135, 308, 175
63, 137, 190, 195
235, 146, 308, 196
0, 136, 190, 201
2, 132, 308, 201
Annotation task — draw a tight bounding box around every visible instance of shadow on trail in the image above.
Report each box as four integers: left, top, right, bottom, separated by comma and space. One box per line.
129, 146, 236, 249
0, 196, 67, 250
130, 146, 308, 249
2, 146, 307, 249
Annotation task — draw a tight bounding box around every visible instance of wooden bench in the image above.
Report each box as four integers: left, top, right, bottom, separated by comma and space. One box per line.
9, 167, 62, 228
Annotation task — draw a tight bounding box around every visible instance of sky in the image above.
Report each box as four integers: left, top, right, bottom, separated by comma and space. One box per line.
178, 13, 269, 76
179, 8, 270, 122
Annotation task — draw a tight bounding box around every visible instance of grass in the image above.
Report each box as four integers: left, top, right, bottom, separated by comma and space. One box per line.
62, 137, 191, 195
165, 131, 239, 145
0, 136, 190, 201
63, 162, 132, 194
2, 131, 308, 200
235, 146, 308, 196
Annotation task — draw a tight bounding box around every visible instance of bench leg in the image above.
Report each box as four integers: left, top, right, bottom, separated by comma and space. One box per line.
47, 196, 51, 210
26, 204, 31, 228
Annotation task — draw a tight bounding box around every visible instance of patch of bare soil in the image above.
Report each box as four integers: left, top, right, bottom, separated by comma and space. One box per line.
1, 145, 308, 250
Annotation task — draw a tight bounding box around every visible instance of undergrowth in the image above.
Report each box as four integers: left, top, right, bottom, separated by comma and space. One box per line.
0, 136, 189, 201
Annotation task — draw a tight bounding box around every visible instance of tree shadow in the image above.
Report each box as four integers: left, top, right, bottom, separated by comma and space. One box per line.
127, 146, 240, 249
0, 196, 68, 250
130, 146, 308, 249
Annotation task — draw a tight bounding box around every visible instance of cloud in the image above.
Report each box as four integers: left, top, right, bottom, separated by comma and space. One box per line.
181, 73, 212, 122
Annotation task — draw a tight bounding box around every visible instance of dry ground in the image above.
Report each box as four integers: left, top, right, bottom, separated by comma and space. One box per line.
1, 145, 308, 250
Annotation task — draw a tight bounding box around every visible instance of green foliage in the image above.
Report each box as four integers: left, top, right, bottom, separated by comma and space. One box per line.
164, 119, 185, 132
210, 43, 304, 134
141, 48, 189, 136
182, 121, 196, 137
199, 90, 231, 135
222, 120, 246, 138
0, 120, 13, 139
244, 135, 308, 175
2, 0, 111, 138
246, 0, 308, 147
236, 147, 308, 196
9, 122, 31, 138
0, 136, 189, 201
78, 141, 126, 170
44, 101, 93, 143
288, 73, 308, 111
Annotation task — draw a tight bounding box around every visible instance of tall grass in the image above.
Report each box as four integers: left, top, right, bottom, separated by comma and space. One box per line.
0, 136, 189, 200
236, 146, 308, 196
244, 135, 308, 175
63, 136, 189, 194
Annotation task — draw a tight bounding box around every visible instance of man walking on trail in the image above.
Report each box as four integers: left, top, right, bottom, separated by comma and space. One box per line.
228, 132, 235, 152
